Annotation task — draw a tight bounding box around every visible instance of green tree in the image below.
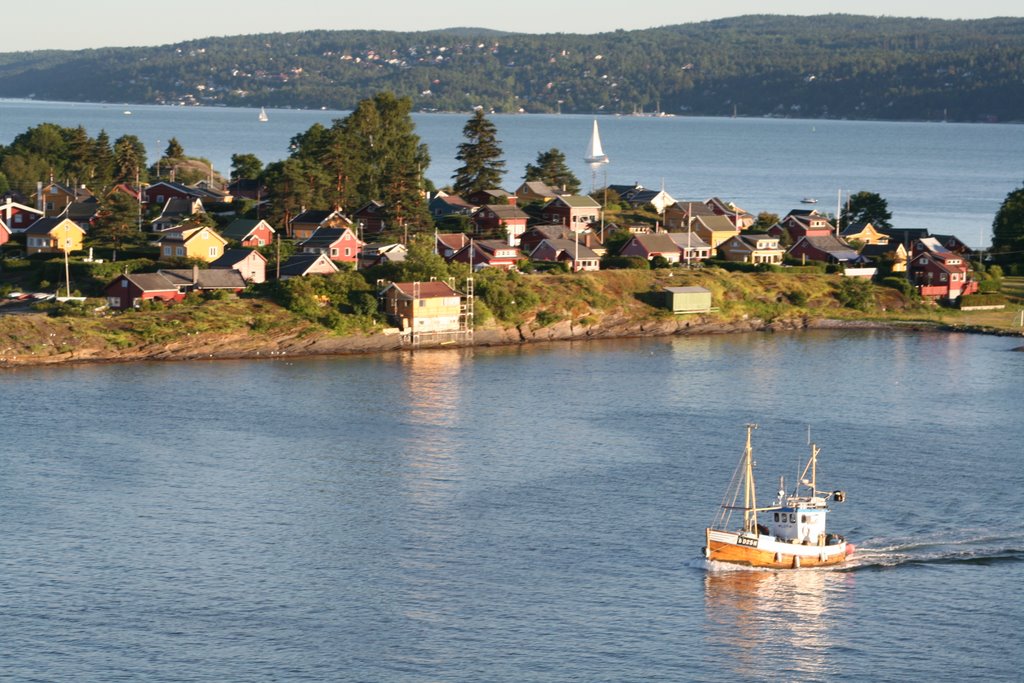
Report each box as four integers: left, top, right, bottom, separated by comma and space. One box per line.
91, 130, 115, 191
751, 211, 780, 232
841, 191, 892, 230
91, 192, 142, 258
276, 92, 432, 230
231, 153, 264, 180
992, 182, 1024, 256
524, 148, 580, 194
113, 134, 147, 184
452, 109, 505, 196
164, 137, 185, 160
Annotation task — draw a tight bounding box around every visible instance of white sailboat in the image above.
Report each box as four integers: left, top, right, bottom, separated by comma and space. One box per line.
584, 119, 609, 165
258, 107, 269, 122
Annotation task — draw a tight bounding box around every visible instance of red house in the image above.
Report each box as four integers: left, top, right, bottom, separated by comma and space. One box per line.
0, 218, 11, 246
541, 195, 602, 232
908, 239, 978, 301
769, 210, 834, 243
472, 204, 530, 244
104, 273, 186, 309
141, 181, 201, 207
221, 218, 276, 247
448, 239, 520, 270
0, 197, 44, 233
298, 226, 364, 263
353, 200, 387, 235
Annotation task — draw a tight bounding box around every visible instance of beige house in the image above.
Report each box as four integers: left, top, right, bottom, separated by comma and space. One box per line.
718, 233, 784, 264
381, 281, 463, 332
692, 215, 740, 249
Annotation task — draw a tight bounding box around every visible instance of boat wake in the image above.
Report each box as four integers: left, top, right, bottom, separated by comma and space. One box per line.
687, 531, 1024, 573
841, 532, 1024, 571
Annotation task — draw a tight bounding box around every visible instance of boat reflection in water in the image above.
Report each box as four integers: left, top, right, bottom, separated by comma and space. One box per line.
702, 568, 854, 680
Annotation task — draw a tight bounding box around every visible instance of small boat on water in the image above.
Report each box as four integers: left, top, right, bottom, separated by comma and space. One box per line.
801, 197, 818, 204
704, 425, 854, 569
258, 107, 269, 122
584, 119, 609, 165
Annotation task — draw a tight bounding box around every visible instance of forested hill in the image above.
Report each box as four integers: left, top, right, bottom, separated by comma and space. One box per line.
1, 15, 1022, 122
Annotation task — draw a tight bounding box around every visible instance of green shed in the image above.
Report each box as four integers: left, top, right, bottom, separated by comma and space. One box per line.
663, 286, 712, 314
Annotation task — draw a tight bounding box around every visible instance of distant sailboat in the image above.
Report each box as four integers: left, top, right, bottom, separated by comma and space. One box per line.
584, 119, 609, 165
258, 107, 269, 122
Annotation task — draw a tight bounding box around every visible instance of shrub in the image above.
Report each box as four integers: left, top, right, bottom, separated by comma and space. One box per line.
786, 290, 808, 306
879, 276, 914, 297
834, 277, 875, 311
959, 293, 1007, 307
601, 255, 649, 270
650, 255, 671, 270
534, 310, 564, 327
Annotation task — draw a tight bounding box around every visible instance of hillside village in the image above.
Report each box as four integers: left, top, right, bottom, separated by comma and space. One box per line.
0, 172, 990, 344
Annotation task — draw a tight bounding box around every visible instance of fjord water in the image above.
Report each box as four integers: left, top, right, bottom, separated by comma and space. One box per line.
1, 330, 1022, 681
3, 99, 1024, 242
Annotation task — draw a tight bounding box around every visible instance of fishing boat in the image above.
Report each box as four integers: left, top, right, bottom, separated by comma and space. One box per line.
584, 119, 609, 165
801, 197, 818, 204
258, 107, 269, 122
704, 425, 854, 569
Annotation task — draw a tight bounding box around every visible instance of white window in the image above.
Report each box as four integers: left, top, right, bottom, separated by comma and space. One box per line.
164, 246, 172, 256
107, 297, 121, 307
256, 238, 264, 246
209, 246, 218, 257
121, 280, 128, 288
14, 214, 22, 224
176, 247, 185, 257
344, 247, 351, 256
330, 248, 339, 257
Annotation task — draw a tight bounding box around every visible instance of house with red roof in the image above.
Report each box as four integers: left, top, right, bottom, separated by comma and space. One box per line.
380, 281, 463, 332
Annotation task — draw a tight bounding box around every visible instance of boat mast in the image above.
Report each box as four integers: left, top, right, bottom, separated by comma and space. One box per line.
744, 423, 758, 533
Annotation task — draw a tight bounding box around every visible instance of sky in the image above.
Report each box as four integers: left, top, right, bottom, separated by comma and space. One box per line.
4, 0, 1021, 53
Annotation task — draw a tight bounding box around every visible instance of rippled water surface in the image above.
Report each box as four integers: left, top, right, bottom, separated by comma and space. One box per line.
1, 330, 1022, 681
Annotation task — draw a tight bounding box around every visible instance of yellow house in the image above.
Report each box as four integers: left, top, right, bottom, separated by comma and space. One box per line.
381, 281, 463, 332
155, 225, 228, 262
24, 217, 86, 255
692, 214, 740, 249
840, 221, 889, 245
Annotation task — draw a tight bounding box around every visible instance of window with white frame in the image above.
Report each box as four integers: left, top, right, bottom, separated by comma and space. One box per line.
209, 246, 218, 257
176, 247, 185, 257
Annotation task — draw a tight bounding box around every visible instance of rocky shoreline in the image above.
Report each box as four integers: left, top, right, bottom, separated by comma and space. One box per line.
7, 312, 1017, 369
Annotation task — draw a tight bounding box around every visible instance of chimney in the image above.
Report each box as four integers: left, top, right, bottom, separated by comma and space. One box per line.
37, 181, 43, 211
192, 264, 200, 286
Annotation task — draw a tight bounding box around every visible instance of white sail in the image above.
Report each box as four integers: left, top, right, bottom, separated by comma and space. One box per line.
584, 119, 609, 165
258, 107, 269, 122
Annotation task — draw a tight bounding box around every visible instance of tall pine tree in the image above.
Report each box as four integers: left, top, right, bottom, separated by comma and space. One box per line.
452, 110, 505, 196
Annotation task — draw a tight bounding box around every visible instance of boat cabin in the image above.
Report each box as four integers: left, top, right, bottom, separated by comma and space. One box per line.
769, 498, 828, 544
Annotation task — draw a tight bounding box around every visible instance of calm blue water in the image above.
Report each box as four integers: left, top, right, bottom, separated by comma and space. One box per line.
1, 330, 1022, 681
2, 99, 1023, 244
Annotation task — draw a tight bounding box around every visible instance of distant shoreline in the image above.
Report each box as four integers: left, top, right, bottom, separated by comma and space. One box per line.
2, 98, 1021, 127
